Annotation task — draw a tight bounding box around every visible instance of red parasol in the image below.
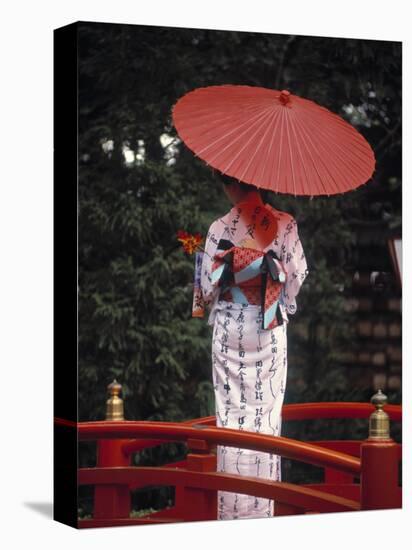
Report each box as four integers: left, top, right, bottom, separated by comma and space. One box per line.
172, 85, 376, 196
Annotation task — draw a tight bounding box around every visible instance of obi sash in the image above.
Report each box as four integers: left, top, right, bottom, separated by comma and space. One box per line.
211, 238, 287, 330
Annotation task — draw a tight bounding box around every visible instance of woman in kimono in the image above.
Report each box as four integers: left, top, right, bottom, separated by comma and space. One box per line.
200, 174, 309, 521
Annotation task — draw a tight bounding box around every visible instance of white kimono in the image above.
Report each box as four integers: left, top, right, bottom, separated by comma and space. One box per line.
200, 203, 309, 520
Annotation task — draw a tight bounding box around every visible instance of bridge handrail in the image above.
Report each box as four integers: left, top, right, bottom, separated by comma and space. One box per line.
184, 402, 402, 425
58, 401, 402, 431
76, 420, 361, 475
57, 400, 402, 476
78, 466, 360, 514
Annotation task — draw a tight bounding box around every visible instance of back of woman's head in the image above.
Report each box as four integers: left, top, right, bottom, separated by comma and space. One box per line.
219, 172, 257, 192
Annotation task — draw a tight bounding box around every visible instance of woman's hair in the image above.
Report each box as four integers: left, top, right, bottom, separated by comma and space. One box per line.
219, 172, 260, 194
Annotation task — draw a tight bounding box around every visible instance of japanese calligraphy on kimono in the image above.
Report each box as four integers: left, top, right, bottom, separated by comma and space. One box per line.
200, 199, 309, 520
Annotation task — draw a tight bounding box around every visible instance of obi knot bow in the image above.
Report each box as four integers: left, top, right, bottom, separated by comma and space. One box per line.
211, 239, 287, 330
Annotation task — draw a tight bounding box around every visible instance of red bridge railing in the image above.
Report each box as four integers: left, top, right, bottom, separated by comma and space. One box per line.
58, 382, 401, 528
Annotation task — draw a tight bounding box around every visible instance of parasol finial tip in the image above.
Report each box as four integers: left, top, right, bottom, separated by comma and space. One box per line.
279, 90, 291, 105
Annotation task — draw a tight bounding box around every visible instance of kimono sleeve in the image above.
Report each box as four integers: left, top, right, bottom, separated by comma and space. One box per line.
280, 216, 309, 316
200, 221, 221, 308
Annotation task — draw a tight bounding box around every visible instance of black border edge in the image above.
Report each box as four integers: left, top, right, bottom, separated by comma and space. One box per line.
53, 21, 79, 529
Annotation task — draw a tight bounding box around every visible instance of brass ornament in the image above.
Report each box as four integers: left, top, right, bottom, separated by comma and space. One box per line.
368, 389, 390, 439
105, 379, 124, 421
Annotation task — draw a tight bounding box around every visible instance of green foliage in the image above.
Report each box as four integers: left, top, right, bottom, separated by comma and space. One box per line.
79, 159, 217, 422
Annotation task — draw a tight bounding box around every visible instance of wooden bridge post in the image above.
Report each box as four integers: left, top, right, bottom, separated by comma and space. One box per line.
360, 390, 401, 510
93, 380, 131, 520
174, 426, 217, 521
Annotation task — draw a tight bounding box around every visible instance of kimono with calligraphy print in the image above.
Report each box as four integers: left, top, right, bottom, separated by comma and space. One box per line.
200, 204, 309, 520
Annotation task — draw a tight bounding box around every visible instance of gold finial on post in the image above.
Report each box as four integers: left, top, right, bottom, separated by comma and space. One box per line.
105, 379, 124, 421
368, 389, 390, 439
